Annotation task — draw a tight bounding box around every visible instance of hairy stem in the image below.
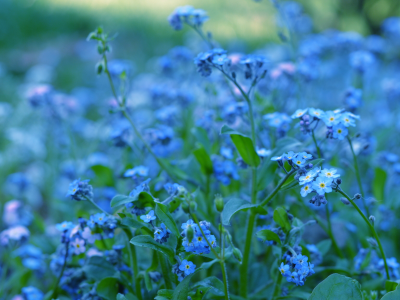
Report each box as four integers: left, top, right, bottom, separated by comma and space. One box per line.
259, 169, 296, 207
124, 229, 142, 299
337, 189, 389, 280
158, 252, 173, 290
347, 136, 370, 217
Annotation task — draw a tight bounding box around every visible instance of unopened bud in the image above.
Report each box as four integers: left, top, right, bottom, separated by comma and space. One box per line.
231, 72, 236, 79
186, 225, 194, 243
340, 197, 350, 205
189, 201, 197, 212
336, 178, 342, 185
369, 215, 375, 225
96, 61, 104, 74
287, 213, 294, 221
214, 194, 224, 213
233, 248, 243, 263
354, 193, 362, 200
181, 201, 190, 214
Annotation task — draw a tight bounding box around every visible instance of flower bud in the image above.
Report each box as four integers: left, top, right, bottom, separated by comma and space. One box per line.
96, 61, 104, 74
336, 178, 342, 185
231, 72, 236, 79
233, 248, 243, 263
186, 225, 194, 243
354, 193, 362, 200
181, 201, 190, 214
369, 215, 375, 225
340, 197, 350, 205
214, 194, 224, 213
189, 201, 197, 212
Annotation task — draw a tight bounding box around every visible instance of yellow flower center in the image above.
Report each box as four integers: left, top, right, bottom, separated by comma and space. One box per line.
72, 188, 77, 192
326, 173, 332, 176
329, 117, 334, 121
76, 244, 80, 248
297, 161, 301, 164
186, 265, 190, 269
280, 269, 285, 273
305, 186, 309, 191
338, 129, 342, 133
320, 183, 326, 188
197, 237, 202, 242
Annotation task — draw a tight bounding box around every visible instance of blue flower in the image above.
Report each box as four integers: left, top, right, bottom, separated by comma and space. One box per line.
212, 54, 229, 65
124, 166, 149, 178
308, 108, 325, 119
279, 262, 290, 277
299, 169, 318, 185
291, 108, 308, 119
271, 156, 283, 161
286, 271, 299, 284
300, 183, 313, 197
220, 147, 234, 159
66, 179, 93, 201
94, 213, 108, 225
322, 111, 340, 126
292, 156, 307, 167
320, 168, 340, 179
283, 151, 297, 160
22, 286, 44, 300
179, 260, 196, 276
56, 221, 75, 232
340, 112, 356, 127
181, 219, 195, 230
257, 148, 271, 157
293, 255, 308, 269
312, 177, 333, 195
140, 210, 156, 223
332, 123, 348, 140
298, 152, 313, 160
349, 50, 375, 73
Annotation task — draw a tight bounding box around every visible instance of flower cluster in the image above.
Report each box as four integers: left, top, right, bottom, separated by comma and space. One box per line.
181, 220, 217, 255
172, 259, 196, 282
291, 108, 360, 140
279, 252, 315, 286
194, 48, 229, 77
298, 167, 341, 206
271, 151, 313, 169
154, 223, 171, 244
65, 179, 94, 201
168, 6, 208, 30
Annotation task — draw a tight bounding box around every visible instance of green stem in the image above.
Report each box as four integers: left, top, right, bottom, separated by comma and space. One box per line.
83, 195, 111, 216
239, 211, 256, 297
337, 189, 389, 280
311, 130, 321, 158
49, 242, 69, 299
219, 260, 230, 300
300, 200, 344, 258
347, 136, 370, 217
158, 252, 173, 290
324, 203, 344, 259
124, 229, 141, 299
272, 270, 283, 299
259, 169, 296, 207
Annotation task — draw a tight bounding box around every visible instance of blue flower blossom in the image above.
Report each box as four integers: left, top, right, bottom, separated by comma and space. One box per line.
332, 123, 348, 140
312, 177, 333, 195
179, 260, 196, 276
140, 210, 156, 223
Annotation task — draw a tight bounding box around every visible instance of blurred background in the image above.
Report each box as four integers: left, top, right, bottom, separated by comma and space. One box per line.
1, 0, 399, 82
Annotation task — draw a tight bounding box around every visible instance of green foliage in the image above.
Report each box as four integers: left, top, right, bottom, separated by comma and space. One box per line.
221, 198, 258, 226
308, 274, 363, 300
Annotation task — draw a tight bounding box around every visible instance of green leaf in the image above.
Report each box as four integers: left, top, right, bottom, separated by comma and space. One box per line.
308, 274, 363, 300
155, 203, 180, 237
221, 198, 258, 226
193, 147, 213, 175
171, 272, 196, 300
220, 125, 260, 167
130, 235, 175, 263
316, 239, 332, 256
273, 207, 291, 233
90, 165, 114, 187
200, 259, 219, 270
111, 192, 155, 208
373, 167, 387, 202
220, 125, 246, 136
230, 134, 260, 167
144, 272, 153, 291
82, 256, 116, 281
386, 280, 399, 292
117, 294, 127, 300
191, 127, 211, 153
256, 229, 281, 246
96, 277, 119, 300
382, 285, 400, 299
